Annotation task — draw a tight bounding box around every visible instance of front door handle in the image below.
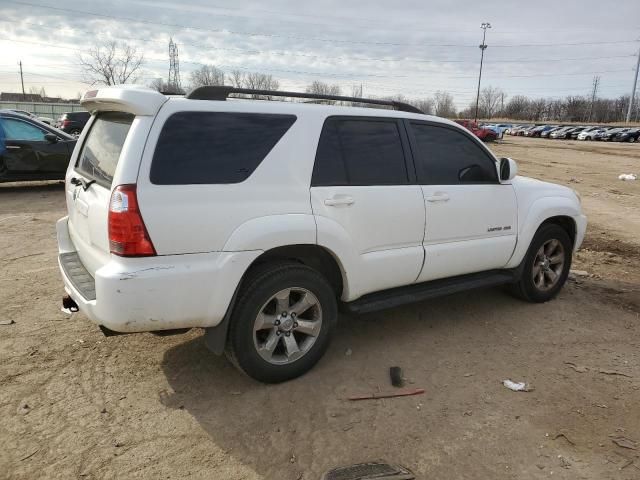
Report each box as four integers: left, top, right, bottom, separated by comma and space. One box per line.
425, 192, 450, 203
6, 145, 21, 150
324, 195, 355, 207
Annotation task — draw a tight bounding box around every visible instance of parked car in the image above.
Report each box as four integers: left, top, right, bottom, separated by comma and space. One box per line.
541, 126, 563, 138
568, 127, 590, 140
57, 85, 586, 383
508, 125, 530, 136
549, 126, 577, 139
612, 128, 640, 143
482, 123, 511, 138
517, 125, 536, 136
455, 119, 498, 142
55, 111, 91, 137
578, 128, 606, 141
0, 110, 76, 182
526, 125, 554, 138
10, 109, 54, 125
600, 127, 628, 141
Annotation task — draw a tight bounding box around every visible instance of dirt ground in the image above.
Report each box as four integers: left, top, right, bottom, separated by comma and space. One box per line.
1, 136, 639, 480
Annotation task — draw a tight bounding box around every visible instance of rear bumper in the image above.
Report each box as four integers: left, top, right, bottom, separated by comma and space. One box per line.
56, 216, 261, 333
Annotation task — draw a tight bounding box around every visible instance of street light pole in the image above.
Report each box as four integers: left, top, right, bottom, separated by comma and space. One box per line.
474, 22, 491, 123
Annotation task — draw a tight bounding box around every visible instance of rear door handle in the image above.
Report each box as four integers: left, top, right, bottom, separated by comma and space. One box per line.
324, 195, 355, 207
425, 192, 450, 203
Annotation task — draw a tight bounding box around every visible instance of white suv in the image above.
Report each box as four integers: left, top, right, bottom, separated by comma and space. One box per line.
57, 85, 587, 383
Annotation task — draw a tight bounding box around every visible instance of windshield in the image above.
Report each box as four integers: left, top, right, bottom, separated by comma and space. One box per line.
75, 112, 134, 187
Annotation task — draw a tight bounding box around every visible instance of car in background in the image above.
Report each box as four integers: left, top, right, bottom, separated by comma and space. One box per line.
600, 127, 628, 141
526, 125, 555, 137
541, 126, 563, 138
0, 110, 76, 182
483, 123, 511, 138
507, 125, 530, 136
612, 128, 640, 143
550, 126, 577, 139
55, 111, 91, 137
578, 128, 607, 141
454, 119, 498, 142
568, 127, 593, 139
10, 109, 54, 125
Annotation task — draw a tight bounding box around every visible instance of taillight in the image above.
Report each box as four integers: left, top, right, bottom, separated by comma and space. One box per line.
62, 120, 71, 127
108, 185, 156, 257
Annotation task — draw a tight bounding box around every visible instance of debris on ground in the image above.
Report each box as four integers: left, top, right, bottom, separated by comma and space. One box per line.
321, 462, 414, 480
558, 455, 571, 468
389, 366, 404, 387
570, 269, 590, 278
553, 432, 576, 446
565, 362, 589, 373
17, 402, 31, 415
345, 348, 352, 356
618, 173, 637, 181
610, 436, 638, 450
502, 379, 533, 392
347, 388, 425, 401
599, 369, 632, 378
0, 319, 15, 325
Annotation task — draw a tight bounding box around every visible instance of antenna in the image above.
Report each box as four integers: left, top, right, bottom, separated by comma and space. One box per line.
168, 37, 182, 92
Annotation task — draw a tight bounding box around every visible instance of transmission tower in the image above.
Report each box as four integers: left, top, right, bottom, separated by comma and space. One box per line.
168, 38, 182, 91
588, 75, 600, 122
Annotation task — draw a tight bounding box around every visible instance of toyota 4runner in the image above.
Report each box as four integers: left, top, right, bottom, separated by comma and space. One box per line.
57, 85, 587, 383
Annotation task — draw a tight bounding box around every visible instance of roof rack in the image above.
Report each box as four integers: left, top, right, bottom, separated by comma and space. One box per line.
184, 86, 424, 114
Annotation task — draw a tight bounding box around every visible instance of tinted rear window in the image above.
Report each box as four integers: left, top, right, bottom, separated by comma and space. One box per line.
76, 112, 134, 187
150, 112, 296, 185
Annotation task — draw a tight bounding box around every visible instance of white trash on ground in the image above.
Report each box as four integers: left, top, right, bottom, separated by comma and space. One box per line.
503, 379, 532, 392
618, 174, 637, 181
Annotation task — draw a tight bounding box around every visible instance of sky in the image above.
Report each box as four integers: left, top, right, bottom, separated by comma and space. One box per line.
0, 0, 639, 109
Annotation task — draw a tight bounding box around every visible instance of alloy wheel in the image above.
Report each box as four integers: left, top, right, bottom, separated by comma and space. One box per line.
532, 239, 565, 291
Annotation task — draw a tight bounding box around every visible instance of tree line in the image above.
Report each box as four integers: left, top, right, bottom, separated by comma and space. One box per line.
77, 42, 638, 123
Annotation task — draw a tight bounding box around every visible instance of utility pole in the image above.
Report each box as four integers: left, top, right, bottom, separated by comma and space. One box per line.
19, 60, 25, 100
588, 75, 600, 122
168, 38, 182, 93
626, 45, 640, 123
474, 22, 491, 123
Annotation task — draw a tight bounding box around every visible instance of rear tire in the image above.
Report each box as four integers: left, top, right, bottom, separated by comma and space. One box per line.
510, 224, 573, 303
225, 261, 337, 383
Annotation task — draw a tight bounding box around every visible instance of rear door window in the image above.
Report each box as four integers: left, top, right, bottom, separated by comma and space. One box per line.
76, 112, 134, 187
312, 117, 408, 186
150, 112, 296, 185
409, 122, 498, 185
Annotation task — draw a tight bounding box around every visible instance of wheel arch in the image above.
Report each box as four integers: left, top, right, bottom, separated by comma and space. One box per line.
506, 197, 580, 269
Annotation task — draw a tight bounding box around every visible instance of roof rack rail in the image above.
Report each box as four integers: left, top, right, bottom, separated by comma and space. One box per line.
184, 86, 424, 114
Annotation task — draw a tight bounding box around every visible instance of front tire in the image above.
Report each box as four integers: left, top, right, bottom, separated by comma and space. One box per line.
510, 224, 572, 303
225, 262, 337, 383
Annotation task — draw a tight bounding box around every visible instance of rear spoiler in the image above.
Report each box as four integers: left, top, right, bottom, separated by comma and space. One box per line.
81, 86, 168, 116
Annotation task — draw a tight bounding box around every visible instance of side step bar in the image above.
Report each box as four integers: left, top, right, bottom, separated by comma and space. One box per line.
343, 270, 516, 315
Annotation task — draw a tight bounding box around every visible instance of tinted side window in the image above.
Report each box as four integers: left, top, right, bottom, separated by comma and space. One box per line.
151, 112, 296, 185
410, 123, 498, 184
1, 118, 46, 141
312, 117, 408, 186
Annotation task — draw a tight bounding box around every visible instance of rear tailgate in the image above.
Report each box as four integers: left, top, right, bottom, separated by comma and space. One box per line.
66, 112, 135, 276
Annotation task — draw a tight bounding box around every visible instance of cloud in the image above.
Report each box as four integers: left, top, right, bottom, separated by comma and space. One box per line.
1, 0, 638, 107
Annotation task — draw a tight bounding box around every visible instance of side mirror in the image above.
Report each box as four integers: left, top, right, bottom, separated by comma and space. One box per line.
44, 133, 59, 144
499, 157, 518, 181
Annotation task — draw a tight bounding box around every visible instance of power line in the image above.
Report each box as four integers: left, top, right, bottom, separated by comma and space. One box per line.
5, 1, 638, 49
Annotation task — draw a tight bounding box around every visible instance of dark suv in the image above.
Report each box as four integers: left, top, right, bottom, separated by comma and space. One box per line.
55, 111, 90, 137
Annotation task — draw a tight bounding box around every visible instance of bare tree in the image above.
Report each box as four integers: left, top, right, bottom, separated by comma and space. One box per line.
228, 70, 279, 99
415, 98, 435, 115
306, 81, 341, 96
149, 78, 184, 94
79, 41, 144, 86
189, 65, 225, 88
479, 86, 504, 119
228, 70, 245, 88
433, 91, 456, 118
28, 86, 46, 98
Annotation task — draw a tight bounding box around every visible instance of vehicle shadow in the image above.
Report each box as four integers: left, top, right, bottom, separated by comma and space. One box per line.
160, 287, 537, 479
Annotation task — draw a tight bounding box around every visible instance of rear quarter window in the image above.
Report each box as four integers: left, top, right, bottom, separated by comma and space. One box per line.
150, 112, 296, 185
76, 112, 134, 187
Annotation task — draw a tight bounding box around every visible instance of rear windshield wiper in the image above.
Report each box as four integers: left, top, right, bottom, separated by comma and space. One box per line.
70, 177, 96, 191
